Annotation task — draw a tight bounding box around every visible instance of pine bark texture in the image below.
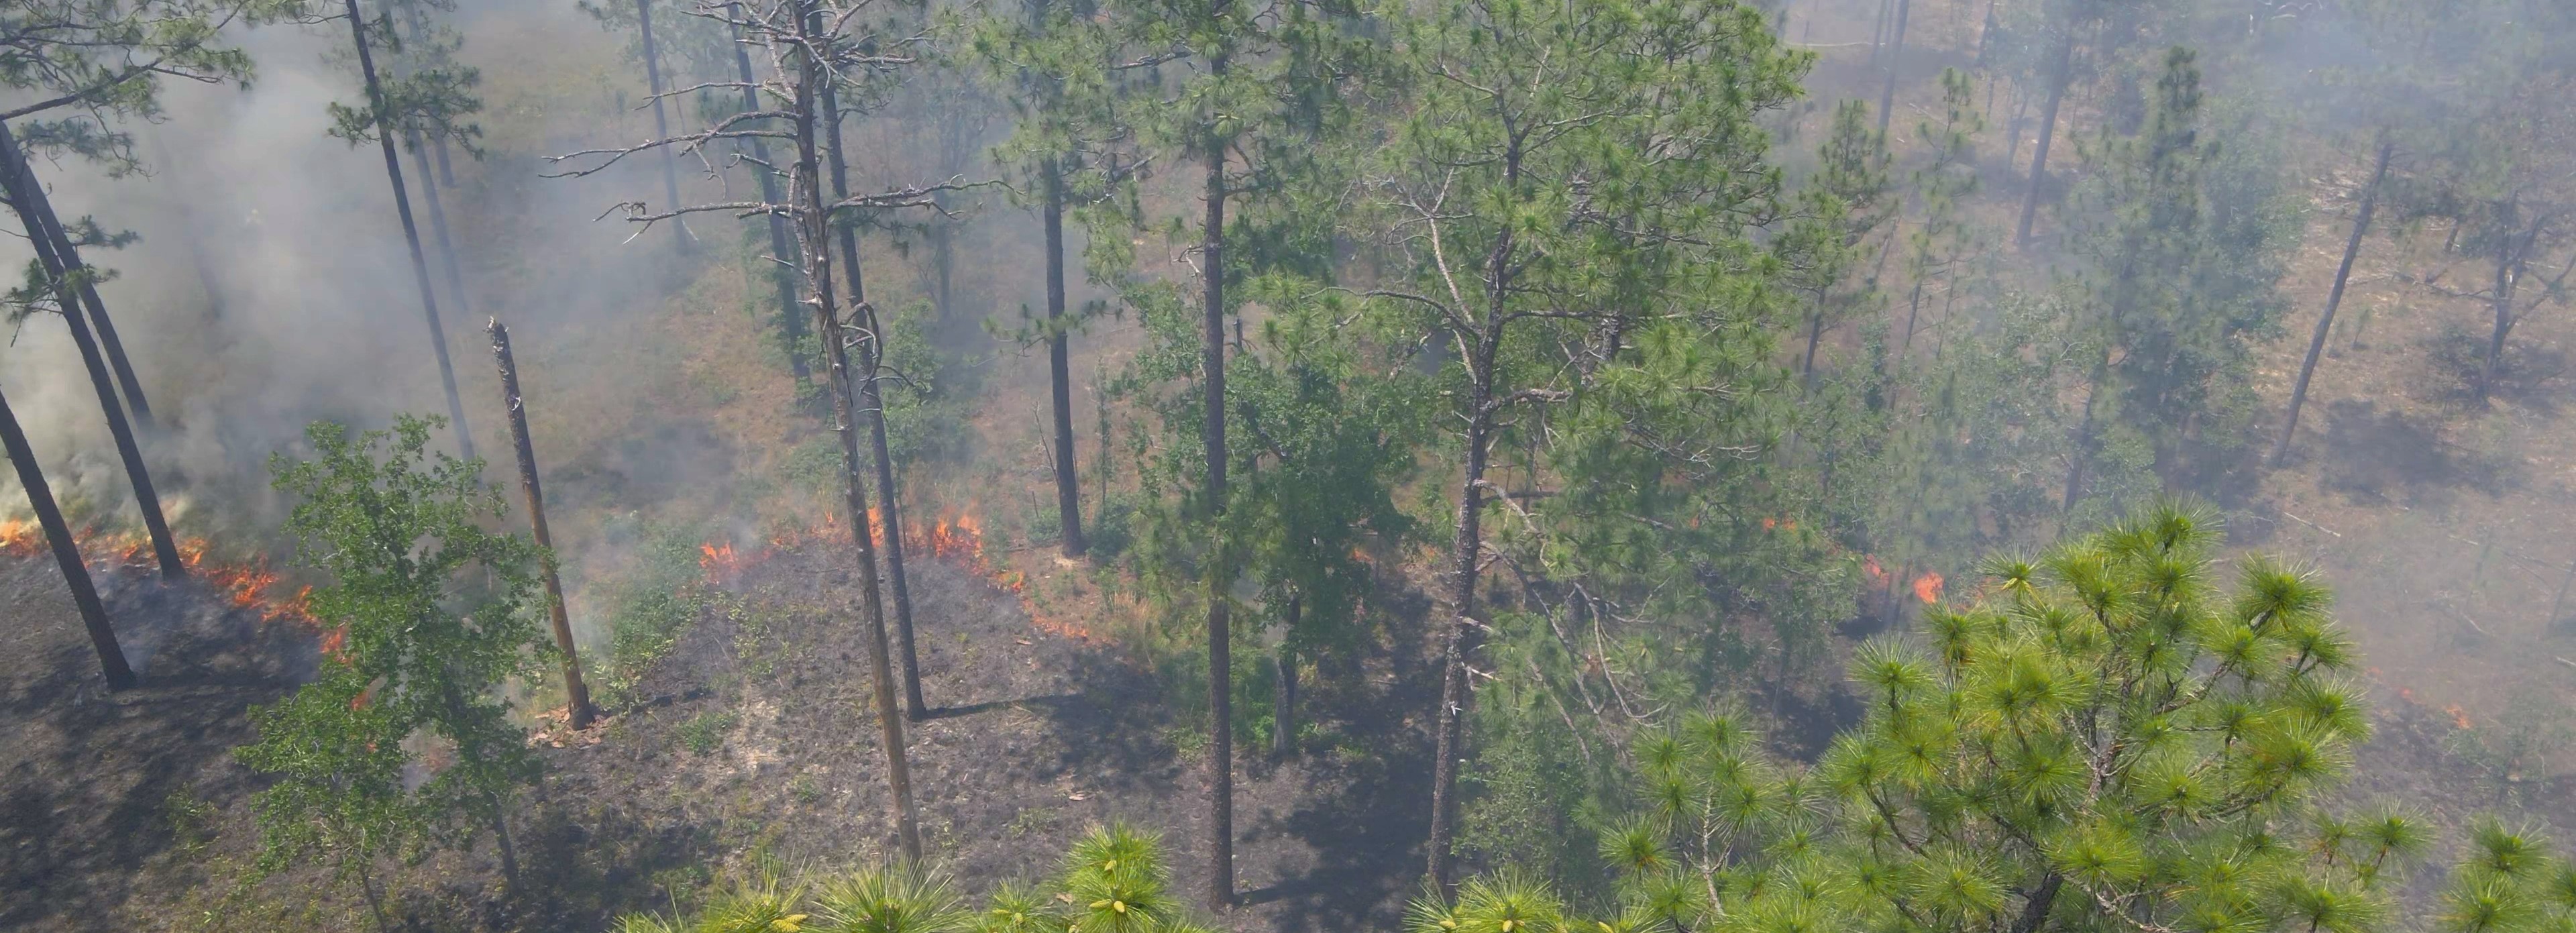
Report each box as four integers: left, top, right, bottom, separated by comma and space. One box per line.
788, 3, 921, 860
1201, 62, 1235, 908
818, 73, 927, 719
1044, 159, 1087, 559
487, 319, 597, 730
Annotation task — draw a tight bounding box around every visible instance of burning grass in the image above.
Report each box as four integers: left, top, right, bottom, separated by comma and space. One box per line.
0, 516, 319, 627
694, 502, 1090, 641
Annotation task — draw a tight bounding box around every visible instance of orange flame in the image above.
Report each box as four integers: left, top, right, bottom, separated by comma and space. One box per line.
1863, 556, 1886, 584
1913, 571, 1945, 605
2445, 704, 2473, 730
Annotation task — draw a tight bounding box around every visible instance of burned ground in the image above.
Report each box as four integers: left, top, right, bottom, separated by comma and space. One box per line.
0, 544, 1438, 932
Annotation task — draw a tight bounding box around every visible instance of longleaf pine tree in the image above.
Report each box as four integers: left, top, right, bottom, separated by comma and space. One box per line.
1423, 502, 2484, 933
1353, 0, 1809, 887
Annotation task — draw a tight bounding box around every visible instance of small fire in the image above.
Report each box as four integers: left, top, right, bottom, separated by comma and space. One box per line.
0, 516, 322, 635
2445, 704, 2473, 730
699, 541, 745, 580
700, 501, 1073, 635
1913, 571, 1945, 605
1863, 556, 1886, 584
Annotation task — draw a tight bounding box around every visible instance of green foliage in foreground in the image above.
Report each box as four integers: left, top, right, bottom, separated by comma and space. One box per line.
614, 823, 1214, 933
238, 417, 548, 912
1426, 502, 2576, 933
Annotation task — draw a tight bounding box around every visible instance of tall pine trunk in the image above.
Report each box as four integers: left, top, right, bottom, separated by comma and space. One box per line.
0, 382, 131, 688
399, 5, 476, 335
636, 0, 691, 251
1201, 50, 1236, 907
488, 320, 597, 729
1044, 158, 1087, 558
1875, 0, 1912, 139
790, 3, 920, 861
0, 123, 183, 579
2271, 140, 2392, 465
1273, 594, 1298, 758
344, 0, 475, 461
2015, 28, 2076, 248
1426, 364, 1495, 893
2478, 210, 2541, 406
731, 1, 810, 382
23, 177, 154, 431
818, 73, 927, 720
2061, 355, 2106, 514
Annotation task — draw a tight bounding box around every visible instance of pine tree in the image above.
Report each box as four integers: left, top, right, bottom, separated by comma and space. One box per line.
1351, 0, 1810, 888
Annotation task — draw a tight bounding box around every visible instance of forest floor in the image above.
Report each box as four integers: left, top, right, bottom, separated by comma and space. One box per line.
12, 1, 2576, 928
0, 541, 1442, 931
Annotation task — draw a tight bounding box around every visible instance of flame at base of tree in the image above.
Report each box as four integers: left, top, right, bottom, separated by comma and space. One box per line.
698, 502, 1089, 641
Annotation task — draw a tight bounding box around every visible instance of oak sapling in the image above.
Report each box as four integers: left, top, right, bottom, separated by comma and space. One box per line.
240, 417, 546, 922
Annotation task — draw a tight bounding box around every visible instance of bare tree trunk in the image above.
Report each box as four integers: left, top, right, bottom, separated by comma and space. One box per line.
488, 320, 596, 729
2271, 140, 2392, 466
818, 72, 926, 720
344, 0, 475, 461
731, 1, 810, 382
1801, 310, 1826, 387
1273, 594, 1298, 759
2479, 211, 2539, 406
1201, 57, 1236, 905
2015, 28, 2076, 249
1876, 0, 1913, 140
2061, 356, 2105, 514
1426, 374, 1495, 893
0, 382, 130, 688
0, 123, 183, 580
790, 4, 920, 861
21, 176, 154, 431
399, 6, 479, 335
1044, 158, 1087, 559
637, 0, 691, 251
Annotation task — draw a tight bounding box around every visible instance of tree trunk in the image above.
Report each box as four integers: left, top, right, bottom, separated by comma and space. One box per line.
399, 6, 478, 336
488, 320, 597, 729
636, 0, 691, 251
1426, 380, 1495, 893
2011, 873, 2063, 933
731, 1, 810, 382
345, 0, 475, 462
0, 123, 183, 580
489, 808, 521, 897
2478, 212, 2539, 406
1273, 594, 1298, 759
1870, 0, 1892, 64
1801, 309, 1825, 387
1876, 0, 1912, 140
2015, 28, 2076, 249
2271, 140, 2391, 466
1044, 158, 1087, 559
790, 4, 920, 861
1201, 58, 1236, 905
21, 174, 154, 431
2061, 356, 2105, 515
818, 71, 927, 720
0, 382, 131, 688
